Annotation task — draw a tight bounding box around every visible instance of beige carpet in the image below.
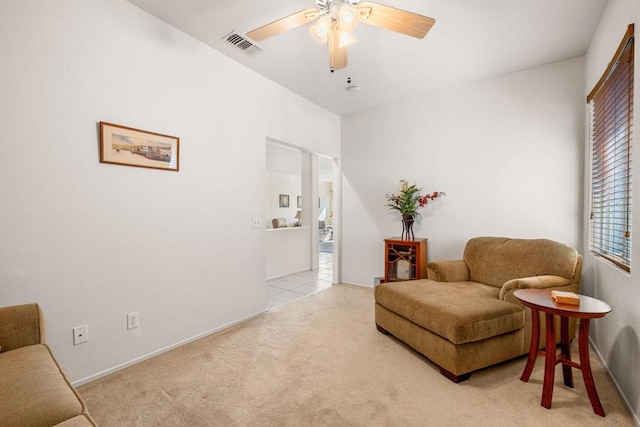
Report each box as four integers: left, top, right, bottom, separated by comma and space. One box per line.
79, 284, 635, 426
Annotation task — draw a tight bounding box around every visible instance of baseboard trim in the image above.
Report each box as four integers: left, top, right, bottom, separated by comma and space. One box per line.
589, 337, 640, 426
266, 268, 314, 281
71, 309, 266, 387
339, 281, 373, 288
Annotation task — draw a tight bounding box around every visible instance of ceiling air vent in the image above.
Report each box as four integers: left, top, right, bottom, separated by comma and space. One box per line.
223, 31, 262, 56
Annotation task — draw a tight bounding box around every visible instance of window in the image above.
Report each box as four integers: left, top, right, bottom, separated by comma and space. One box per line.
587, 24, 634, 272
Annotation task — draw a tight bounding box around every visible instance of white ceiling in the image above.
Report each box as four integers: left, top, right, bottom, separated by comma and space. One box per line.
126, 0, 608, 116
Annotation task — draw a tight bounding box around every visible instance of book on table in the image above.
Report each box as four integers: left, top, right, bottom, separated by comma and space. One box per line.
551, 290, 580, 305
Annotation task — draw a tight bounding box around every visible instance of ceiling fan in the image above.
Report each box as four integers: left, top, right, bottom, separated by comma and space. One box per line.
246, 0, 435, 72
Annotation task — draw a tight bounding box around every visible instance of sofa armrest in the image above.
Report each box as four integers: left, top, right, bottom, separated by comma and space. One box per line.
499, 276, 578, 303
0, 303, 41, 353
427, 260, 470, 282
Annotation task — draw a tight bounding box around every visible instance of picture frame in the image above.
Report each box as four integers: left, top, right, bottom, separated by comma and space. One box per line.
297, 196, 302, 208
99, 121, 179, 171
279, 194, 290, 208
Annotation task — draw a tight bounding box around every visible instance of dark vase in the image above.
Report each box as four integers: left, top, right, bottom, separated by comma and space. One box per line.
402, 214, 415, 240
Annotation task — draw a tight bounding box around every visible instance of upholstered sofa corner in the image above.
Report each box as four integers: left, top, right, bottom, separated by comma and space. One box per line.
0, 303, 97, 427
375, 236, 583, 383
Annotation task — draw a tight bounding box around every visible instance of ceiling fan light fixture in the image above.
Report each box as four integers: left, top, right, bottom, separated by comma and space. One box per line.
310, 15, 331, 43
246, 0, 435, 72
338, 5, 359, 32
338, 30, 356, 48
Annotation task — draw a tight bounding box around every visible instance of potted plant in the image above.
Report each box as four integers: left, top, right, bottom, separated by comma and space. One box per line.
386, 180, 445, 240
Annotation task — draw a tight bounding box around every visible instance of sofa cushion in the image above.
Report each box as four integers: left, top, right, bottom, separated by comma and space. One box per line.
0, 344, 85, 427
54, 415, 96, 426
0, 303, 41, 353
464, 237, 579, 288
375, 280, 524, 344
271, 217, 287, 228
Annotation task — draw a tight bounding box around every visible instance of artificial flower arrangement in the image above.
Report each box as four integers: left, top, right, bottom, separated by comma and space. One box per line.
386, 180, 445, 239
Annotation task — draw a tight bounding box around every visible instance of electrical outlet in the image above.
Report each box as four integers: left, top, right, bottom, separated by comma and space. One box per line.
127, 312, 139, 330
73, 325, 88, 345
252, 217, 262, 228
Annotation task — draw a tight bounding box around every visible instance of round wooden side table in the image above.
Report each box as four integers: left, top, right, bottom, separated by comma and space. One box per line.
514, 288, 612, 416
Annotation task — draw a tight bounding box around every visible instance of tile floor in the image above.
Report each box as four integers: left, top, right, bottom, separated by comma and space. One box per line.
266, 252, 333, 309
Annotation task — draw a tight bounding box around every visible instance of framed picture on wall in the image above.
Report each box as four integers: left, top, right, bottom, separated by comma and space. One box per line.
99, 121, 179, 171
297, 196, 302, 208
279, 194, 289, 208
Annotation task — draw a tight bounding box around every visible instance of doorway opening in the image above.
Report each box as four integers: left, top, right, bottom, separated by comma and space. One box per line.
265, 141, 338, 309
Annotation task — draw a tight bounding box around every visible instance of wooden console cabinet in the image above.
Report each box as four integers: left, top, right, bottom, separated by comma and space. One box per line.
384, 238, 428, 282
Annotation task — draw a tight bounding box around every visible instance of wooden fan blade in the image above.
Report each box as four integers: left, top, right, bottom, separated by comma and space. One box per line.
328, 29, 348, 71
358, 2, 435, 39
247, 8, 320, 41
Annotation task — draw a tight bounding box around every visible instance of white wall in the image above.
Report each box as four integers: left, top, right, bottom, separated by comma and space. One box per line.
0, 0, 339, 383
341, 57, 585, 286
265, 228, 311, 279
583, 0, 640, 422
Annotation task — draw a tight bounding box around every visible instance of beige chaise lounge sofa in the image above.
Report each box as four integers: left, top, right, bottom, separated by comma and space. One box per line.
375, 236, 582, 382
0, 303, 96, 426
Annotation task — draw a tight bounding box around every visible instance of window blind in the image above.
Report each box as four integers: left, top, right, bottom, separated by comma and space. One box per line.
587, 24, 634, 272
